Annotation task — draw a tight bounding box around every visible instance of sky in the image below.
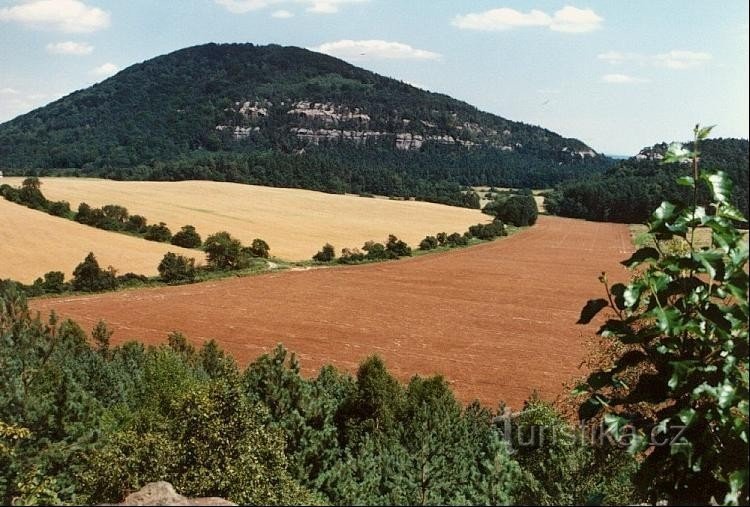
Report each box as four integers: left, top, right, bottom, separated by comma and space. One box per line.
0, 0, 748, 155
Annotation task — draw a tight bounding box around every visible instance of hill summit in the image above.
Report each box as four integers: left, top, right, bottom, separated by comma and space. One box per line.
0, 43, 610, 202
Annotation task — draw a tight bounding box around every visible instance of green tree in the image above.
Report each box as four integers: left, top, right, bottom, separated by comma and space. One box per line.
72, 253, 117, 292
576, 126, 749, 505
203, 231, 247, 270
313, 243, 336, 263
157, 252, 196, 283
144, 222, 172, 243
171, 225, 202, 249
248, 238, 270, 259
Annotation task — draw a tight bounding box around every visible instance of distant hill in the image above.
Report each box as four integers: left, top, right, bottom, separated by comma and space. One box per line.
0, 43, 611, 205
546, 138, 749, 224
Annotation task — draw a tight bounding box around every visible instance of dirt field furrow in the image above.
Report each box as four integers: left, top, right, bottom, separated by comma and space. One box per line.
30, 215, 632, 407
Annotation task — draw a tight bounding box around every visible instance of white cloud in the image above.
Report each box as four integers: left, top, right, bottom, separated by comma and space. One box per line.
653, 50, 712, 69
46, 40, 94, 55
548, 6, 602, 33
601, 73, 650, 84
452, 8, 549, 31
452, 5, 602, 33
0, 0, 110, 33
0, 87, 21, 95
303, 0, 366, 14
214, 0, 280, 13
310, 39, 441, 61
90, 62, 119, 78
598, 49, 712, 69
271, 9, 293, 18
214, 0, 366, 15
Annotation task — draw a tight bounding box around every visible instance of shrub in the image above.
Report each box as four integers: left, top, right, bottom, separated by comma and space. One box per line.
419, 235, 439, 250
116, 273, 149, 286
446, 232, 468, 247
313, 243, 336, 263
339, 247, 365, 264
144, 222, 172, 243
363, 241, 387, 261
490, 195, 538, 227
72, 252, 117, 292
101, 204, 129, 230
468, 221, 506, 240
75, 202, 106, 228
41, 271, 67, 293
158, 252, 197, 284
204, 231, 247, 270
436, 232, 448, 246
47, 200, 71, 218
171, 225, 202, 249
248, 238, 270, 259
125, 214, 148, 234
385, 234, 412, 258
575, 126, 749, 505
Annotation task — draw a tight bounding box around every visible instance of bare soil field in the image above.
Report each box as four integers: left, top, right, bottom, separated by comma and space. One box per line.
4, 178, 487, 261
30, 215, 633, 407
0, 198, 200, 283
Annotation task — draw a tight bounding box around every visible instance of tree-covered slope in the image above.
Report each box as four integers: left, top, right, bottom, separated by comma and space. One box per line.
0, 43, 609, 193
545, 138, 749, 224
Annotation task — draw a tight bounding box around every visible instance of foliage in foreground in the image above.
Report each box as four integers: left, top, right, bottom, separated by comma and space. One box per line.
576, 126, 749, 505
0, 286, 638, 505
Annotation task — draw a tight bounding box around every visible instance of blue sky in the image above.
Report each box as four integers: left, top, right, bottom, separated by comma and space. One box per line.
0, 0, 747, 154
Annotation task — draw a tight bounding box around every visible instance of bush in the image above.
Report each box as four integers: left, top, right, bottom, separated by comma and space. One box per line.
41, 271, 67, 293
363, 241, 387, 261
171, 225, 202, 249
313, 243, 336, 263
339, 247, 365, 264
576, 127, 749, 505
489, 195, 538, 227
72, 252, 117, 292
436, 232, 448, 246
419, 235, 438, 250
75, 202, 106, 228
248, 238, 270, 259
116, 272, 149, 286
468, 221, 506, 240
158, 252, 197, 283
446, 232, 468, 247
144, 222, 172, 243
101, 204, 129, 230
125, 214, 148, 234
385, 234, 411, 258
47, 200, 71, 218
204, 231, 247, 270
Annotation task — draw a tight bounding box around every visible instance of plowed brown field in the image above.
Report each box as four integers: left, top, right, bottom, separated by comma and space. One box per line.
30, 215, 633, 407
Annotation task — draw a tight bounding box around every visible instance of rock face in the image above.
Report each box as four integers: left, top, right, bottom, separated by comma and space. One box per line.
112, 482, 235, 506
214, 97, 600, 157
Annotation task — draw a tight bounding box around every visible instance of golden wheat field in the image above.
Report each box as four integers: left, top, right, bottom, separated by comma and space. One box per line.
4, 177, 488, 261
0, 198, 201, 283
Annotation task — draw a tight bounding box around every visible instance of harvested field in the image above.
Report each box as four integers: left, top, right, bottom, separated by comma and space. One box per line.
0, 198, 201, 283
4, 178, 487, 261
30, 215, 633, 407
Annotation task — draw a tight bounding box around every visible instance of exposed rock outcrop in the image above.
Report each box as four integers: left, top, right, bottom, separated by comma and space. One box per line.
110, 482, 235, 506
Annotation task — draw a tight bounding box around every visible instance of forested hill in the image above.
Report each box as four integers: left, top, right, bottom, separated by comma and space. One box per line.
0, 43, 610, 201
546, 138, 749, 224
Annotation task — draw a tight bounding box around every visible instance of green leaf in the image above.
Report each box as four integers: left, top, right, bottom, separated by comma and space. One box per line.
621, 247, 660, 268
663, 143, 692, 164
695, 124, 715, 140
702, 170, 733, 204
717, 202, 748, 222
676, 175, 695, 187
577, 298, 609, 324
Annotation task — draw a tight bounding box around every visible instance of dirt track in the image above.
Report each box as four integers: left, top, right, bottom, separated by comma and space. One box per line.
30, 216, 633, 407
